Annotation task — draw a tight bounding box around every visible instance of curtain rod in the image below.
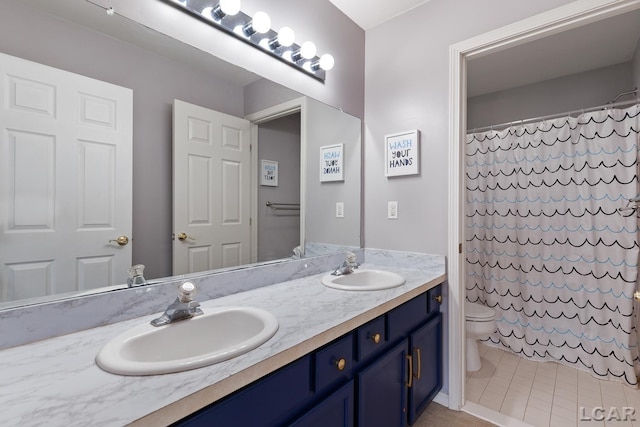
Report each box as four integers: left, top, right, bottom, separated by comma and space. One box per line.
469, 89, 638, 134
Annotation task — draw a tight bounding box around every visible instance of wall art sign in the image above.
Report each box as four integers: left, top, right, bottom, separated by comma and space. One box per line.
385, 129, 420, 177
320, 143, 344, 182
260, 159, 278, 186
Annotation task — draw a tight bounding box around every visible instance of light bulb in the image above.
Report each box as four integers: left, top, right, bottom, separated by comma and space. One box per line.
220, 0, 241, 16
252, 11, 271, 34
319, 54, 334, 71
201, 6, 214, 19
300, 41, 317, 59
278, 27, 295, 47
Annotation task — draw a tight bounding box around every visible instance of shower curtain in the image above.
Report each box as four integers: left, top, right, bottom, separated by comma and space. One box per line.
465, 104, 640, 386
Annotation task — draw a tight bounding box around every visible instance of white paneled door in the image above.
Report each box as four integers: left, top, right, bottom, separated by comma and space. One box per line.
0, 52, 133, 302
172, 100, 251, 275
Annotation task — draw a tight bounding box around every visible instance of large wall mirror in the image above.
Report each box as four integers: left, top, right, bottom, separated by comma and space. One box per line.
0, 0, 361, 309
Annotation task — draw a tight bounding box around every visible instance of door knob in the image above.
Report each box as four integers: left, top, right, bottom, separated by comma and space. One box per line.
433, 295, 443, 304
109, 236, 129, 246
177, 232, 196, 242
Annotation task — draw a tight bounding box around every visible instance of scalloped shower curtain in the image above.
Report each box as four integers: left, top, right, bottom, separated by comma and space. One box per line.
465, 104, 640, 386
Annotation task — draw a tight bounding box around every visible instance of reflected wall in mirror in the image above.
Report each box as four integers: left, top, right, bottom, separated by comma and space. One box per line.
0, 0, 361, 309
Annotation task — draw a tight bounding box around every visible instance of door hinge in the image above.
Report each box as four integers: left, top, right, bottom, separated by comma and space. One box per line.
249, 143, 252, 152
458, 243, 462, 254
250, 217, 252, 226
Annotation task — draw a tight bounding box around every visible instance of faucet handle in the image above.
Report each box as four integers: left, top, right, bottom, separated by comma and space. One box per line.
345, 252, 357, 263
178, 281, 197, 302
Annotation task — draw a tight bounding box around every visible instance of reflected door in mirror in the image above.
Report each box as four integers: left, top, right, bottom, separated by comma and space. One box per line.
0, 52, 133, 302
172, 100, 251, 275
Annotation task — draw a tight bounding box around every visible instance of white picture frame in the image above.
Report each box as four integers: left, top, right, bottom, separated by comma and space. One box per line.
385, 129, 420, 177
320, 143, 344, 182
260, 159, 278, 186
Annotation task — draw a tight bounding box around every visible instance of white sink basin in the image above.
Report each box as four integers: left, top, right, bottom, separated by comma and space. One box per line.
96, 306, 279, 376
321, 269, 405, 291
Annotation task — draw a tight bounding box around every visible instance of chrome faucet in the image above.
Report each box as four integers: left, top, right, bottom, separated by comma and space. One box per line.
151, 282, 203, 327
127, 264, 147, 288
332, 252, 360, 276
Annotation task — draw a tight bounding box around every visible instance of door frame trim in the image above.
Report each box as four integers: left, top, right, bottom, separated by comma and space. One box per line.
245, 97, 308, 263
447, 0, 640, 412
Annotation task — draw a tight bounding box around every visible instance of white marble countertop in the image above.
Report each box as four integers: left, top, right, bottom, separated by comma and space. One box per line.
0, 262, 445, 427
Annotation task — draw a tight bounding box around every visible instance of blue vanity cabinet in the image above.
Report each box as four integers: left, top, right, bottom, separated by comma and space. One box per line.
356, 339, 409, 427
174, 284, 444, 427
407, 313, 443, 425
174, 355, 313, 427
290, 380, 355, 427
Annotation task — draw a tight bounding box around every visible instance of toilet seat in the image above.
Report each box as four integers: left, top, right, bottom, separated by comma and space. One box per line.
465, 301, 495, 321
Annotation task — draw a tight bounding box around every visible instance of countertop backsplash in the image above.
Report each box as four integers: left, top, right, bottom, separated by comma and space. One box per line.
0, 250, 364, 350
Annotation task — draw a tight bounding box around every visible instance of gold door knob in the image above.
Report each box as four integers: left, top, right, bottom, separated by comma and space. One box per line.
177, 232, 196, 242
433, 295, 443, 304
336, 358, 347, 371
109, 236, 129, 246
370, 333, 381, 344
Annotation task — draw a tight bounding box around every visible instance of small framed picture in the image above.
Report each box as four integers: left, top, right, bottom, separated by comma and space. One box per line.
260, 160, 278, 186
320, 143, 344, 182
385, 129, 420, 177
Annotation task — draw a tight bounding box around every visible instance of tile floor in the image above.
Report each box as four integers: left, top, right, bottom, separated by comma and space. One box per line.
466, 343, 640, 427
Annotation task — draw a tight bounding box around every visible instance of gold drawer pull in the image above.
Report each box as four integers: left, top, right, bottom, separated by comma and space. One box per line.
414, 348, 422, 379
406, 354, 413, 388
370, 333, 381, 344
433, 295, 442, 304
336, 358, 347, 371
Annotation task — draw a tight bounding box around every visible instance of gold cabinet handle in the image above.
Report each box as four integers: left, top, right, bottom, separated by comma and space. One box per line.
370, 333, 381, 344
406, 354, 413, 388
414, 348, 422, 379
109, 236, 129, 246
433, 295, 442, 304
177, 232, 196, 242
336, 358, 347, 371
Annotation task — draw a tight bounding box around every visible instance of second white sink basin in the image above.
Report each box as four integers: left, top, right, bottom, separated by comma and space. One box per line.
96, 306, 279, 376
321, 269, 405, 291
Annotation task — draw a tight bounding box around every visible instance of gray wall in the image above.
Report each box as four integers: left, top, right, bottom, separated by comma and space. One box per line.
305, 99, 362, 247
467, 62, 634, 130
364, 0, 577, 257
257, 114, 301, 262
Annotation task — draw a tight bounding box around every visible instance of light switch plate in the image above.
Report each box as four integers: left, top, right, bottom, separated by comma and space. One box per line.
388, 201, 398, 219
336, 202, 344, 218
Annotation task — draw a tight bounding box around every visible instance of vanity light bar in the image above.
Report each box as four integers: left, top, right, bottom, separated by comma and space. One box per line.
161, 0, 334, 82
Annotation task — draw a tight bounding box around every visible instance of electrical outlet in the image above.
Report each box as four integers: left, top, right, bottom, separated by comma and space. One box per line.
388, 201, 398, 219
336, 202, 344, 218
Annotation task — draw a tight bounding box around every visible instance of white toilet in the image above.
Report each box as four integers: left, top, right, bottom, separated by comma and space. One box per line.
465, 301, 496, 372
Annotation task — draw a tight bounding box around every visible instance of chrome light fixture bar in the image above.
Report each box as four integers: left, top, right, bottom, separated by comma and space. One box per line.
161, 0, 334, 82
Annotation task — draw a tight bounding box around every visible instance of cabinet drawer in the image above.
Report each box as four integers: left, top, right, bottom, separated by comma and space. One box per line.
427, 284, 443, 314
315, 333, 354, 392
356, 316, 386, 362
387, 293, 428, 342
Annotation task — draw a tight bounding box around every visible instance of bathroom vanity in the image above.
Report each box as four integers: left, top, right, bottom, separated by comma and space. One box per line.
176, 285, 442, 427
0, 255, 445, 426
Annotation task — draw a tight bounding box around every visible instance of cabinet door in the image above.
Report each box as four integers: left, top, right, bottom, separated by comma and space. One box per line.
356, 338, 408, 427
175, 356, 312, 427
408, 314, 442, 425
290, 380, 354, 427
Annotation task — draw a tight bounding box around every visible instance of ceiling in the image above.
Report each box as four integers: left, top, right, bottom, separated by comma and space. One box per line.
329, 1, 640, 97
328, 0, 429, 30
